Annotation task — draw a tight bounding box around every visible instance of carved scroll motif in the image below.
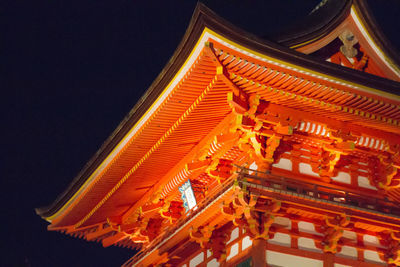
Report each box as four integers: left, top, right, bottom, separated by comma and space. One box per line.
222, 184, 281, 240
228, 93, 296, 171
160, 201, 184, 224
381, 231, 400, 265
190, 223, 234, 262
319, 130, 356, 180
321, 213, 350, 253
368, 145, 400, 190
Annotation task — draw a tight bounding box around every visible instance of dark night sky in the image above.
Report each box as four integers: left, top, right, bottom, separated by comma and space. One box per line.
3, 1, 400, 266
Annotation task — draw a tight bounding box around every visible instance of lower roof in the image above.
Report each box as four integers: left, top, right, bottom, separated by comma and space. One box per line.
36, 2, 400, 229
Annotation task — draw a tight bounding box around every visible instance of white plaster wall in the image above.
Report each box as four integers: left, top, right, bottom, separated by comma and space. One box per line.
274, 216, 291, 229
189, 252, 204, 267
358, 176, 377, 190
268, 233, 291, 247
299, 163, 319, 177
338, 246, 357, 259
298, 221, 321, 235
331, 172, 351, 184
298, 237, 322, 252
273, 158, 292, 171
364, 250, 385, 264
242, 236, 252, 251
266, 250, 323, 267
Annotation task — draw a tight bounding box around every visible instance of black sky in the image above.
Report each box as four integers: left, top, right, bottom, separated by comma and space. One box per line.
3, 1, 400, 266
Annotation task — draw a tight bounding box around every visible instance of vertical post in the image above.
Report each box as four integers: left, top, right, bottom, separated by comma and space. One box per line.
313, 184, 318, 198
323, 252, 334, 267
252, 238, 267, 267
219, 259, 227, 267
291, 221, 299, 250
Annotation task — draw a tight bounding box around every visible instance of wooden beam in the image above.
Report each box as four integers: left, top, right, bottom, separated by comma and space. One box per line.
252, 239, 267, 267
86, 226, 113, 241
102, 232, 127, 247
121, 113, 236, 224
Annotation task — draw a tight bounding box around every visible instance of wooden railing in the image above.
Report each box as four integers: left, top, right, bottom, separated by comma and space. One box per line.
234, 165, 400, 217
123, 166, 400, 266
122, 175, 236, 267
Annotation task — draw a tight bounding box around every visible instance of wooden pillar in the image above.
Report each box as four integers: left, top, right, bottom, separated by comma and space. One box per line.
219, 260, 227, 267
252, 238, 267, 267
323, 252, 334, 267
291, 221, 299, 249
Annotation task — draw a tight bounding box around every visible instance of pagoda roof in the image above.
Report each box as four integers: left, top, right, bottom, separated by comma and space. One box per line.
275, 0, 400, 81
273, 0, 351, 46
36, 0, 400, 243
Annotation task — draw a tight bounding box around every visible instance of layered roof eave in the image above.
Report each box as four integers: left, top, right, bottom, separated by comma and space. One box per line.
35, 3, 211, 220
274, 0, 351, 48
37, 2, 400, 223
351, 0, 400, 72
274, 0, 400, 79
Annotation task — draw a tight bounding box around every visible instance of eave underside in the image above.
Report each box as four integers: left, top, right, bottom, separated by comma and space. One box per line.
47, 38, 400, 250
38, 1, 400, 224
129, 170, 400, 266
39, 3, 400, 255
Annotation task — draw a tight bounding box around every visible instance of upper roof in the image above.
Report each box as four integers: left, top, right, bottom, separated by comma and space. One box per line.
273, 0, 351, 47
36, 0, 400, 230
275, 0, 400, 81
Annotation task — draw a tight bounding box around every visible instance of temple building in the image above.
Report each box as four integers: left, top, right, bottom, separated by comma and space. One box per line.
37, 1, 400, 266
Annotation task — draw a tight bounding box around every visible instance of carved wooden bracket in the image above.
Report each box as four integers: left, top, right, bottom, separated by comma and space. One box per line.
190, 225, 215, 248
160, 201, 184, 224
241, 199, 281, 240
232, 115, 293, 171
221, 184, 257, 225
190, 223, 235, 263
319, 130, 356, 180
380, 231, 400, 266
227, 92, 299, 171
222, 184, 281, 241
206, 158, 234, 183
321, 213, 350, 253
368, 156, 400, 190
209, 223, 235, 262
140, 218, 163, 242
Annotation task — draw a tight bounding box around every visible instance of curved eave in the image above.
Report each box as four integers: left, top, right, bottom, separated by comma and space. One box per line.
274, 0, 400, 80
37, 2, 400, 222
35, 3, 210, 220
353, 0, 400, 70
274, 0, 351, 48
351, 0, 400, 76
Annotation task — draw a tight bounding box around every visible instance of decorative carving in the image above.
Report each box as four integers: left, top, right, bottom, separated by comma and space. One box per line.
206, 158, 234, 183
233, 116, 293, 171
321, 213, 350, 253
319, 130, 355, 180
141, 218, 163, 242
222, 183, 281, 241
189, 131, 240, 184
209, 223, 235, 262
160, 201, 184, 223
368, 154, 400, 190
228, 92, 299, 171
241, 199, 280, 240
190, 225, 215, 248
272, 140, 294, 164
221, 183, 257, 224
339, 30, 358, 58
381, 231, 400, 265
190, 223, 235, 263
330, 30, 371, 72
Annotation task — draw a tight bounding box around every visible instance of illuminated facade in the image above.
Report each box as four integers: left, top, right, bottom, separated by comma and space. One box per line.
37, 1, 400, 266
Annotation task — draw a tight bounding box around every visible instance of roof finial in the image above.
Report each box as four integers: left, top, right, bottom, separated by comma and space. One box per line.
310, 0, 330, 14
339, 30, 358, 58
